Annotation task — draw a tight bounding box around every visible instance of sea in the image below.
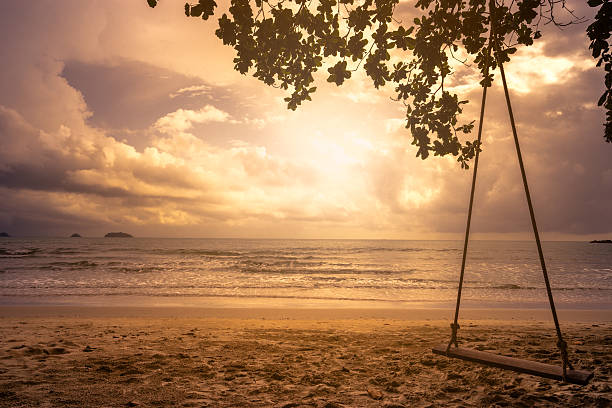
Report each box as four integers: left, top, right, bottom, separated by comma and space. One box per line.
0, 238, 611, 310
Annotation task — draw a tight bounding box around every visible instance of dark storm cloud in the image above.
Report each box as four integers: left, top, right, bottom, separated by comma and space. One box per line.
0, 106, 213, 200
62, 60, 204, 130
61, 60, 245, 129
60, 59, 282, 150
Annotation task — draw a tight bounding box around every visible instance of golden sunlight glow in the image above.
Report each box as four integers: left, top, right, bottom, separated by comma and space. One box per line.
504, 43, 587, 94
0, 1, 608, 240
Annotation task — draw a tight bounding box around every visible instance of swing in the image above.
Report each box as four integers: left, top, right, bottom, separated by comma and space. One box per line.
431, 7, 594, 386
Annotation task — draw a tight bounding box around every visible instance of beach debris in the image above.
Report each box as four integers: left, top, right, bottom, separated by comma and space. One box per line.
278, 402, 300, 408
312, 384, 334, 395
322, 402, 344, 408
367, 387, 383, 400
442, 384, 463, 393
420, 357, 436, 367
28, 347, 44, 355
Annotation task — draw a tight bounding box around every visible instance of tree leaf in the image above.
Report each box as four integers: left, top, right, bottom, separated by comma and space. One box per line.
598, 90, 609, 106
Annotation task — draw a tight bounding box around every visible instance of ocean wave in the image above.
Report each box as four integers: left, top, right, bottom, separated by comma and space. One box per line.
114, 266, 164, 274
0, 278, 460, 291
85, 245, 461, 258
239, 259, 327, 268
2, 285, 611, 292
49, 247, 82, 255
0, 291, 413, 303
40, 260, 98, 269
99, 247, 143, 253
0, 247, 41, 257
2, 281, 607, 292
4, 289, 608, 303
2, 239, 610, 308
157, 249, 243, 257
236, 267, 413, 275
490, 284, 526, 290
348, 247, 459, 254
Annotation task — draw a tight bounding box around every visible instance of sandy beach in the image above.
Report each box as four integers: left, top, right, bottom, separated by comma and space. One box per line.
0, 307, 610, 407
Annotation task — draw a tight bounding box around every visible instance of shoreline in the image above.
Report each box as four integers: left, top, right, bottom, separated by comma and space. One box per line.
1, 305, 610, 324
2, 294, 611, 312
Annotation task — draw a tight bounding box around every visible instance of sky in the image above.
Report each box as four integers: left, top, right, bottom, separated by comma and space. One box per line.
0, 1, 610, 240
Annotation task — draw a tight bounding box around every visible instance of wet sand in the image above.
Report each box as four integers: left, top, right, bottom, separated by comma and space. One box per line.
0, 307, 610, 407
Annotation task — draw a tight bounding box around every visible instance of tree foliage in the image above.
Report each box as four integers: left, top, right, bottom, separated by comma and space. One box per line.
587, 0, 612, 143
147, 0, 611, 165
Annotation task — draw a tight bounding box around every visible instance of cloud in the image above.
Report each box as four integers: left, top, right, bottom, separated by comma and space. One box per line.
61, 60, 211, 131
154, 105, 235, 133
0, 96, 358, 236
501, 42, 591, 94
0, 0, 609, 239
170, 85, 212, 98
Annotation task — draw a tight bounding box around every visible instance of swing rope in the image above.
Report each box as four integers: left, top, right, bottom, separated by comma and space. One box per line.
448, 0, 573, 380
495, 46, 573, 378
447, 40, 492, 352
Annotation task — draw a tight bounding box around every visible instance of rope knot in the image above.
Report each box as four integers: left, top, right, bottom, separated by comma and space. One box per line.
446, 322, 460, 351
557, 339, 568, 354
557, 338, 573, 380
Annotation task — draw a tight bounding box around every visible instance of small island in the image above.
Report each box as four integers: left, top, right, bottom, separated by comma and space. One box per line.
70, 233, 82, 238
0, 232, 10, 237
104, 232, 133, 238
590, 239, 612, 244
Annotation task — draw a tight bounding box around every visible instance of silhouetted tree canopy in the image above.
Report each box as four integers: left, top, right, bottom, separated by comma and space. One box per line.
587, 0, 612, 143
147, 0, 612, 166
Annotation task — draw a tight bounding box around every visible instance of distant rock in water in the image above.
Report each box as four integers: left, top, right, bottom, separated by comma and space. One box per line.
0, 232, 9, 237
104, 232, 133, 238
70, 233, 82, 238
590, 239, 612, 244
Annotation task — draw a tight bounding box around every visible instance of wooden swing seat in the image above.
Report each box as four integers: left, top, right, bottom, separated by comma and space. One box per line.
432, 344, 594, 385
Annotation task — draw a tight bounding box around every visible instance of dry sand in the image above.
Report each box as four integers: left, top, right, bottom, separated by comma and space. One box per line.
0, 307, 610, 407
